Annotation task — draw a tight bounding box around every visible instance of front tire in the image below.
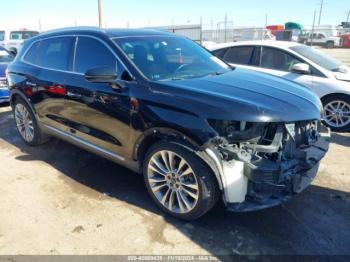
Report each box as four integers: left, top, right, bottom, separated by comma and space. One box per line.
13, 97, 49, 146
322, 94, 350, 132
143, 142, 219, 220
326, 41, 335, 49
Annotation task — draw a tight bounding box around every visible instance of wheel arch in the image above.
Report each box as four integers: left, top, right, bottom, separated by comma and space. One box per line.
10, 90, 36, 112
10, 91, 41, 128
320, 92, 350, 104
134, 127, 224, 190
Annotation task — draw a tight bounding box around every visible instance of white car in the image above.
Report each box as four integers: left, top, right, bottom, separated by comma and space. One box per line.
0, 29, 39, 54
299, 32, 342, 48
209, 41, 350, 131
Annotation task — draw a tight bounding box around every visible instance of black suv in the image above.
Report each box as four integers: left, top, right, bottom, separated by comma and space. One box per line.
7, 27, 330, 220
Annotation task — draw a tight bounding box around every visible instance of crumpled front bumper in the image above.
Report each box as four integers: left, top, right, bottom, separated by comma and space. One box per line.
226, 125, 331, 212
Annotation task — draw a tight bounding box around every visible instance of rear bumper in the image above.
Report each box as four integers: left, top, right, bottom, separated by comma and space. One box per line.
226, 126, 330, 212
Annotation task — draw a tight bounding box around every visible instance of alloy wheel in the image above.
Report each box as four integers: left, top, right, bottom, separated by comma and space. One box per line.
323, 100, 350, 128
147, 150, 199, 214
14, 104, 35, 143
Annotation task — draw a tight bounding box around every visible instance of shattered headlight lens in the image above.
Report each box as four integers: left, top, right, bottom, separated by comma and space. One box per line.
207, 119, 266, 143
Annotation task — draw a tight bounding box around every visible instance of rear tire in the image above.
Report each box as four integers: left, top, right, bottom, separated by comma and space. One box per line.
322, 94, 350, 132
13, 97, 49, 146
143, 142, 219, 220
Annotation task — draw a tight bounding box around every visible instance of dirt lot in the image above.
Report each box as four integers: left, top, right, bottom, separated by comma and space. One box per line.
0, 48, 350, 257
1, 105, 350, 257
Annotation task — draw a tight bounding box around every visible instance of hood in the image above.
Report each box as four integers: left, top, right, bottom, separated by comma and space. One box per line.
0, 63, 8, 77
152, 68, 323, 123
335, 72, 350, 82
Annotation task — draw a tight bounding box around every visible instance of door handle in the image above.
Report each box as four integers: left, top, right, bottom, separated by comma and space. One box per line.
67, 91, 82, 99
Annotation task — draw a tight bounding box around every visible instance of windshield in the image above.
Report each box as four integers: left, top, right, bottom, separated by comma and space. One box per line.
10, 31, 39, 40
290, 45, 344, 72
0, 49, 14, 63
114, 36, 231, 81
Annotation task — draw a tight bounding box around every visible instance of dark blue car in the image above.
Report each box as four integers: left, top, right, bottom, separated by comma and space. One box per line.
0, 46, 15, 103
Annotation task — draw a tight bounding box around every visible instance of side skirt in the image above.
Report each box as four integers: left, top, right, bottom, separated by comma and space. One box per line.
42, 124, 140, 174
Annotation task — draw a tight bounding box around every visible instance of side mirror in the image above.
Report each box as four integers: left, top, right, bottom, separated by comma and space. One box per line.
85, 66, 117, 83
8, 48, 17, 57
292, 63, 310, 74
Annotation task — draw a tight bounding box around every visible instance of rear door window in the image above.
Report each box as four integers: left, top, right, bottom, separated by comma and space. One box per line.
36, 37, 74, 71
223, 46, 255, 65
74, 37, 116, 74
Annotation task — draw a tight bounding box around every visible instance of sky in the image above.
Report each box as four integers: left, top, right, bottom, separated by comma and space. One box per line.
0, 0, 349, 31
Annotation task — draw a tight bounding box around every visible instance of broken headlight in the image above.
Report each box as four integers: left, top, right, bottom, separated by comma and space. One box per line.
207, 119, 266, 143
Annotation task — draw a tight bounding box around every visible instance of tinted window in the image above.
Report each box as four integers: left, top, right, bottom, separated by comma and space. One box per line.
261, 47, 302, 72
223, 46, 254, 65
0, 31, 4, 41
36, 37, 74, 70
23, 41, 40, 63
74, 37, 116, 74
211, 48, 227, 59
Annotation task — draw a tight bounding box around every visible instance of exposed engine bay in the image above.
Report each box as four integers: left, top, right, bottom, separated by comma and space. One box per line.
207, 120, 330, 211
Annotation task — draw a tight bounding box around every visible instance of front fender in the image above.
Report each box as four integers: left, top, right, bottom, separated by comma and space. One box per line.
133, 127, 225, 191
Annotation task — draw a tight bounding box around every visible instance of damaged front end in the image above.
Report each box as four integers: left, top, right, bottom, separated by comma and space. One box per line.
206, 119, 331, 212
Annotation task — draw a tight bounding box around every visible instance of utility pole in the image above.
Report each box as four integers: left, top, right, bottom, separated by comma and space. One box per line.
224, 13, 228, 43
265, 13, 268, 27
311, 10, 317, 46
98, 0, 103, 28
318, 0, 327, 26
38, 20, 42, 32
200, 17, 203, 45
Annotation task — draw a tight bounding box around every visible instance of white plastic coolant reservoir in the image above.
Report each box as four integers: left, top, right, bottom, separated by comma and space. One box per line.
222, 160, 248, 203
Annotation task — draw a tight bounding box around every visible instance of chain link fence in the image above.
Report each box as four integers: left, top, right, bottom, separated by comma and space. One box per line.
158, 24, 350, 48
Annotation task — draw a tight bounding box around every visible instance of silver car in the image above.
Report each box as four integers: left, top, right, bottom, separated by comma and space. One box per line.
209, 41, 350, 131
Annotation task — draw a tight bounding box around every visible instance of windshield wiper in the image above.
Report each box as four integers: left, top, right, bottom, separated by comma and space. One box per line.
160, 75, 193, 81
205, 71, 227, 77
